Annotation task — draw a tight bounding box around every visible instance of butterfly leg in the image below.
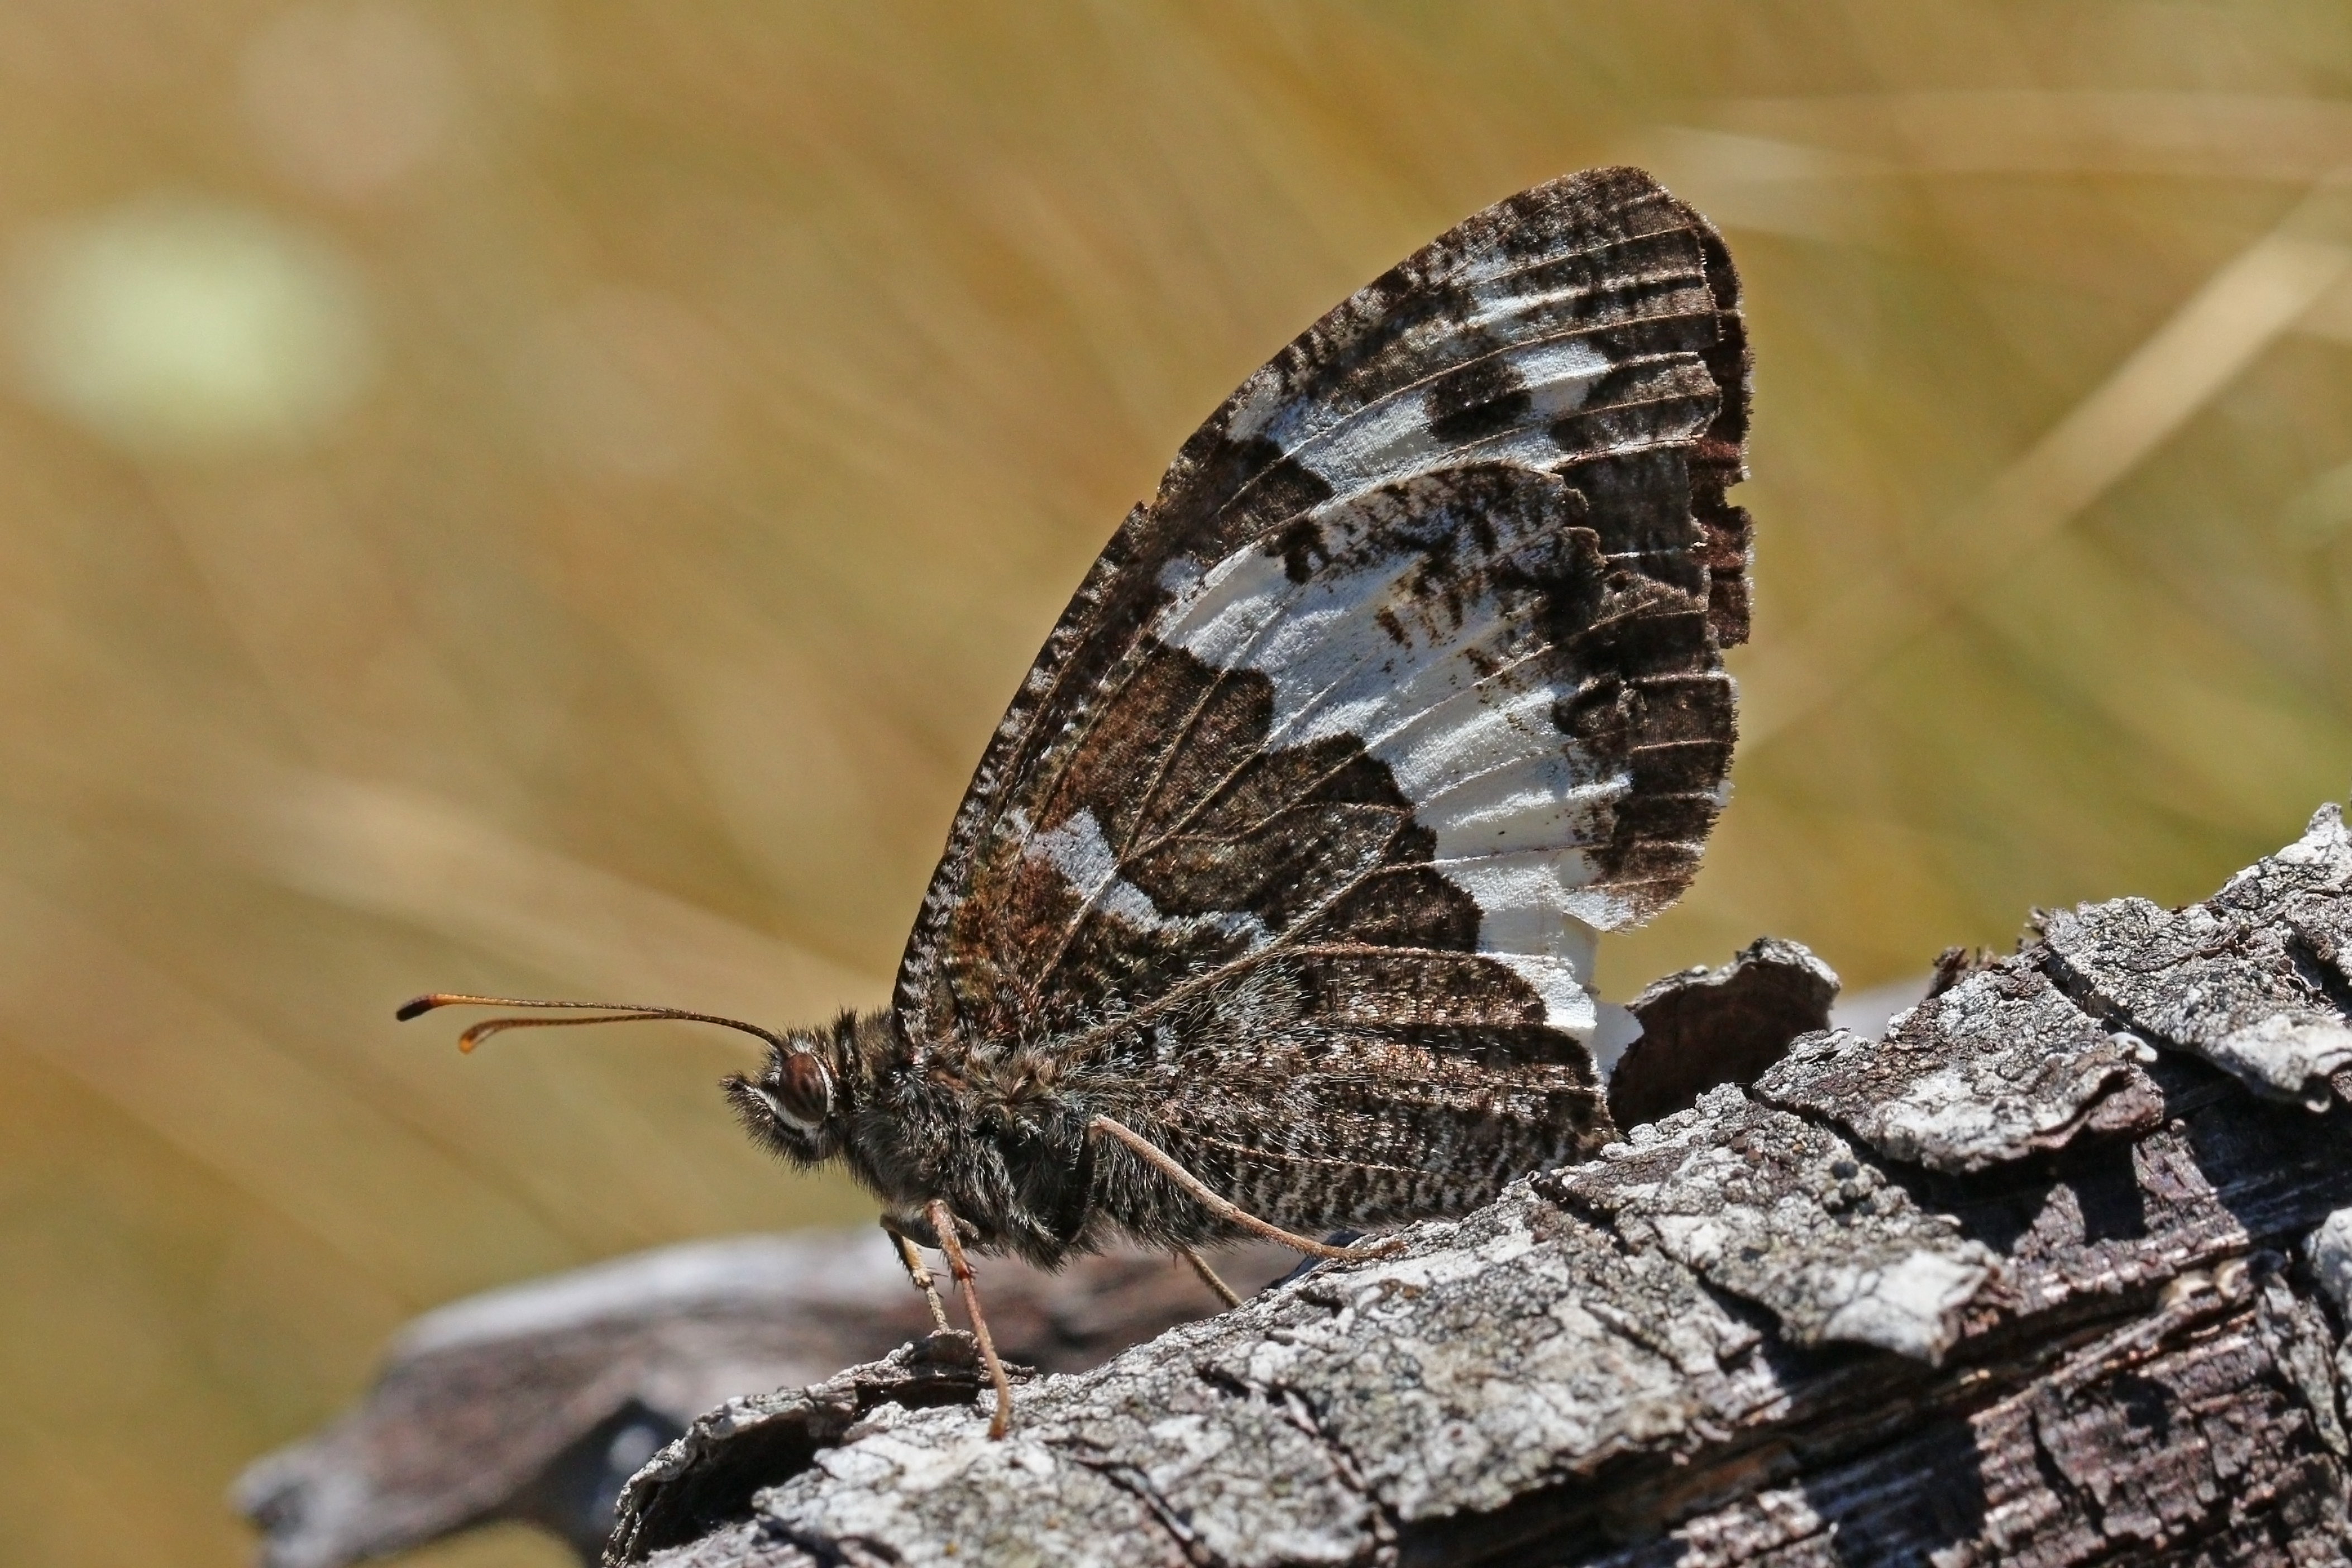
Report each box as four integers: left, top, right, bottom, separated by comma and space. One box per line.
1089, 1114, 1401, 1262
1177, 1244, 1242, 1308
880, 1215, 952, 1332
924, 1198, 1014, 1440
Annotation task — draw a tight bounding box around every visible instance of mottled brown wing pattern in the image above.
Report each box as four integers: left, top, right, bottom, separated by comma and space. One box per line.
891, 167, 1748, 1232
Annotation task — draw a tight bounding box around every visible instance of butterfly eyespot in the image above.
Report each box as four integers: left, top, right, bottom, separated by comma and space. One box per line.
766, 1050, 832, 1130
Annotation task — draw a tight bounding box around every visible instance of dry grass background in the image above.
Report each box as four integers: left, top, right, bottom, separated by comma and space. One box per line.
5, 3, 2352, 1564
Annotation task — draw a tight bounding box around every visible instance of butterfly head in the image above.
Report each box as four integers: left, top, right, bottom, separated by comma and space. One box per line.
724, 1030, 845, 1164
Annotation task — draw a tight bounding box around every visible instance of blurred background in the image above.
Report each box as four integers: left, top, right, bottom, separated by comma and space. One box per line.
6, 3, 2352, 1564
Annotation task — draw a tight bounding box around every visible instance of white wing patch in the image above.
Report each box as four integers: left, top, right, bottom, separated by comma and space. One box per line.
1249, 336, 1613, 496
1018, 807, 1270, 949
1150, 523, 1626, 1037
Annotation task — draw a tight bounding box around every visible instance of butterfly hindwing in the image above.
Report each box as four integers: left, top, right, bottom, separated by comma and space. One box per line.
892, 168, 1747, 1192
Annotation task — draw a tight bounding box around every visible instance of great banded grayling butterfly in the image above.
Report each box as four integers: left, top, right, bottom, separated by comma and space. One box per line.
406, 164, 1751, 1437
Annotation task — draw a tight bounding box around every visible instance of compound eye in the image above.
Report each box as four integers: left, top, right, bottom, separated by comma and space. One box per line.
768, 1050, 832, 1130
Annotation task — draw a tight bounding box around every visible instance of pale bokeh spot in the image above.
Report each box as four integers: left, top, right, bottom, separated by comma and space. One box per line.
6, 196, 375, 454
242, 1, 460, 201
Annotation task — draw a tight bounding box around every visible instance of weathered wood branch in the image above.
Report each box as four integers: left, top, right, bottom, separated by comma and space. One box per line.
608, 804, 2352, 1568
235, 1233, 1296, 1567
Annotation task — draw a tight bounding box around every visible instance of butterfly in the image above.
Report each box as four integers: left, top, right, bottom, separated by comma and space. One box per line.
405, 164, 1751, 1437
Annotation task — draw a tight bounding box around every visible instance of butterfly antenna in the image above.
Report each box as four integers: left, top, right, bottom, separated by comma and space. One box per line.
395, 992, 793, 1055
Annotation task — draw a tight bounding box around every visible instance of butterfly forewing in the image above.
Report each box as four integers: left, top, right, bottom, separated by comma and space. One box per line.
891, 168, 1747, 1218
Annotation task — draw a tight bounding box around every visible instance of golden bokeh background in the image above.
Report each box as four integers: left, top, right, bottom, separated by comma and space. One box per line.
7, 4, 2352, 1565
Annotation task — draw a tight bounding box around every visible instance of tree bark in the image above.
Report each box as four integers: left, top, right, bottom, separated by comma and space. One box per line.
236, 1232, 1297, 1567
608, 804, 2352, 1568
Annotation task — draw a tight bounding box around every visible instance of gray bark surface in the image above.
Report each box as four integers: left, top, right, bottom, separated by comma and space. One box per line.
610, 805, 2352, 1568
235, 1231, 1293, 1567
